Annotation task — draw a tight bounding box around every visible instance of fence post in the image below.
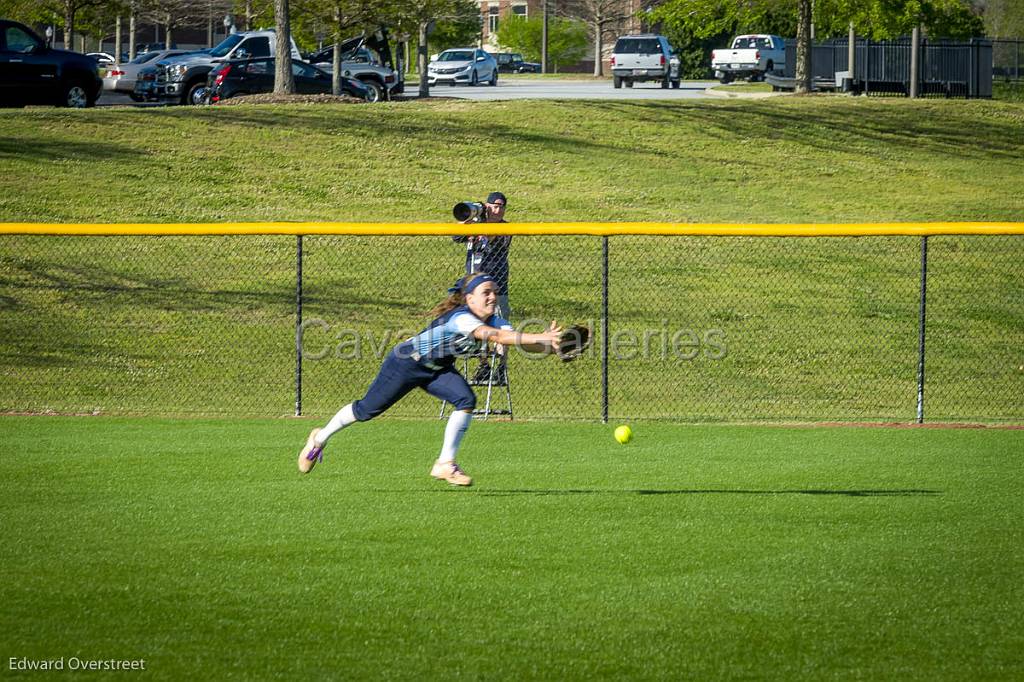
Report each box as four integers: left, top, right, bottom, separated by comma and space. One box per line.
848, 23, 855, 82
916, 236, 928, 424
910, 26, 920, 98
865, 39, 871, 95
295, 235, 303, 417
601, 236, 609, 424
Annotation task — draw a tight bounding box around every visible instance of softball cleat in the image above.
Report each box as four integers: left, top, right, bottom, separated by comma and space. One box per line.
430, 461, 473, 487
298, 428, 323, 474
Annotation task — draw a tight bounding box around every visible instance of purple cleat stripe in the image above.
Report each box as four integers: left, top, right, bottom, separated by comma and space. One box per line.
307, 446, 323, 462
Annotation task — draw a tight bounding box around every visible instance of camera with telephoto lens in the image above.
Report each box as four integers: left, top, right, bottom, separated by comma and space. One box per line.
453, 201, 486, 222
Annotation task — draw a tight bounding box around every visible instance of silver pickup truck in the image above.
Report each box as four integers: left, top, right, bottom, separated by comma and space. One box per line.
155, 30, 301, 105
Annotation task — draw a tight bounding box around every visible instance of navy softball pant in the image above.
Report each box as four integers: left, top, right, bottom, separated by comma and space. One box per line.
352, 346, 476, 422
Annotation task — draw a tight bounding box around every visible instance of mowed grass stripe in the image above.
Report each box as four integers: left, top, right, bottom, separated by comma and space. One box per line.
1, 98, 1022, 224
1, 417, 1021, 678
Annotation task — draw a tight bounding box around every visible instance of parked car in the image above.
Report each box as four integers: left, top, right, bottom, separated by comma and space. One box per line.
306, 30, 403, 102
495, 52, 540, 74
610, 34, 680, 89
155, 30, 298, 105
0, 19, 102, 107
427, 48, 498, 87
132, 65, 162, 101
711, 34, 785, 83
136, 43, 177, 55
104, 49, 189, 100
205, 58, 369, 103
87, 51, 116, 65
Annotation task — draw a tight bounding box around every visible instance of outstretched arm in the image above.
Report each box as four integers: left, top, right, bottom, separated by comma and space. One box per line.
473, 321, 562, 354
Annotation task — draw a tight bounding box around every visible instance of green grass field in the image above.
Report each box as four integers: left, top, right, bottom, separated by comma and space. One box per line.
1, 417, 1022, 678
2, 98, 1023, 223
1, 96, 1022, 678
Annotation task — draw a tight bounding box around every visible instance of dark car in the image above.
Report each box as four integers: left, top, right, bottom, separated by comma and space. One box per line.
205, 57, 369, 103
495, 52, 541, 74
132, 65, 161, 101
0, 19, 102, 107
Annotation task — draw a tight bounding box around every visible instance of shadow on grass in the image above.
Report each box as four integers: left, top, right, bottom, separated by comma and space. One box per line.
0, 136, 139, 163
580, 100, 1024, 160
469, 488, 941, 497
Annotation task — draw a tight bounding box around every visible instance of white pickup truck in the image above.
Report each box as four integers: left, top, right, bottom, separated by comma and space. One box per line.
711, 34, 785, 83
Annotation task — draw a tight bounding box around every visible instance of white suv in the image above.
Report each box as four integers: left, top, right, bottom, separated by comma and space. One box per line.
610, 34, 680, 89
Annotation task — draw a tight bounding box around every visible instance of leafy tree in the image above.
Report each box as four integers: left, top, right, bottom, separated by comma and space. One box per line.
495, 15, 588, 72
815, 0, 985, 39
427, 0, 481, 53
981, 0, 1024, 37
651, 0, 985, 87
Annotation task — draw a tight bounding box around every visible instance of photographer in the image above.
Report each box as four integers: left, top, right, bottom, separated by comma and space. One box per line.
453, 191, 511, 383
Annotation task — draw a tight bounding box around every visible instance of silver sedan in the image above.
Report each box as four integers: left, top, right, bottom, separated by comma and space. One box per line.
103, 49, 189, 100
428, 48, 498, 87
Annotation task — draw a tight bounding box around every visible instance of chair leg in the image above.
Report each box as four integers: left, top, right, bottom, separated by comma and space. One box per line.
482, 359, 495, 420
504, 368, 513, 422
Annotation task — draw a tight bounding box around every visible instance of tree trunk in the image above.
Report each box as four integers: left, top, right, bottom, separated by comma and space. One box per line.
273, 0, 295, 94
331, 10, 342, 96
165, 13, 172, 50
63, 0, 73, 51
795, 0, 812, 94
418, 21, 429, 98
593, 20, 603, 77
245, 0, 253, 31
129, 8, 136, 60
541, 0, 548, 74
115, 15, 122, 63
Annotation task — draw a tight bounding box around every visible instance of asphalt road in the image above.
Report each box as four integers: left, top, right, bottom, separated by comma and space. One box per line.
97, 78, 721, 107
415, 78, 720, 100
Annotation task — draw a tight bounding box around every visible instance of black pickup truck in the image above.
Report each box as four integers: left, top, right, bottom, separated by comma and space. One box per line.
0, 19, 102, 107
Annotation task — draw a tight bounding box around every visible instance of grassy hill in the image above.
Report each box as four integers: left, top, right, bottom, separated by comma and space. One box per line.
0, 98, 1021, 422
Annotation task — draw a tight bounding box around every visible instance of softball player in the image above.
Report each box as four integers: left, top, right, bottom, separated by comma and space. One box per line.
297, 272, 563, 486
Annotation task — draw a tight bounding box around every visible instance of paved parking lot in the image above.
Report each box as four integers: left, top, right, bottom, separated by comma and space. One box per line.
97, 79, 720, 107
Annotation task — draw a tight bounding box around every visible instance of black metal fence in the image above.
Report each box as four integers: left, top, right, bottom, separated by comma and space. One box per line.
1, 234, 1021, 424
782, 38, 993, 97
992, 38, 1023, 81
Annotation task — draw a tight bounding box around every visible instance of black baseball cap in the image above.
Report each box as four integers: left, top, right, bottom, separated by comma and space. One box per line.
486, 192, 507, 205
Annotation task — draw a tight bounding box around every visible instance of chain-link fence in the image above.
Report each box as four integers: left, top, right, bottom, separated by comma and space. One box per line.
1, 233, 1021, 423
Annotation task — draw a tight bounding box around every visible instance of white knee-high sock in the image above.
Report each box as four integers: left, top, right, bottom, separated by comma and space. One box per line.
438, 410, 472, 464
315, 403, 356, 446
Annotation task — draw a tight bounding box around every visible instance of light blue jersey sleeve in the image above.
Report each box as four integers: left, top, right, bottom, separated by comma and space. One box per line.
408, 310, 514, 362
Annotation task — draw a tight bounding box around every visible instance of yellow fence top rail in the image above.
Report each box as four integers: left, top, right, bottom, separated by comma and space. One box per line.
1, 222, 1023, 237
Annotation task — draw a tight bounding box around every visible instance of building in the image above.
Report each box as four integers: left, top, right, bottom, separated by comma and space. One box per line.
476, 0, 538, 47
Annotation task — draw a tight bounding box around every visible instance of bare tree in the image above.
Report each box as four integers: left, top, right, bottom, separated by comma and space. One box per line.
561, 0, 632, 76
388, 0, 463, 97
138, 0, 221, 48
